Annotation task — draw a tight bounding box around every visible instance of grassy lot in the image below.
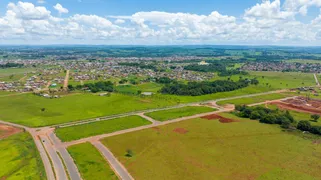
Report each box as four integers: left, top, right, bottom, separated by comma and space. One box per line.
217, 93, 294, 106
0, 132, 46, 180
287, 59, 321, 64
68, 143, 118, 180
56, 116, 151, 142
145, 106, 215, 121
0, 93, 177, 127
102, 113, 321, 180
0, 68, 35, 76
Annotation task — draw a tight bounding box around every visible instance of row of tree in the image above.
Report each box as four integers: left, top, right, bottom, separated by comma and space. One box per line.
0, 63, 23, 68
68, 81, 114, 93
235, 105, 321, 135
160, 79, 256, 96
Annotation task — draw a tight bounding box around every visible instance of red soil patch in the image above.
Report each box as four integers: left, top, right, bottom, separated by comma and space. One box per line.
0, 124, 22, 139
152, 127, 161, 132
272, 101, 321, 115
173, 128, 188, 134
201, 114, 239, 123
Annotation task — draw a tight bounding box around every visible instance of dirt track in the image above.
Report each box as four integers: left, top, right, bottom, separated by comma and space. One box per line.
0, 124, 22, 139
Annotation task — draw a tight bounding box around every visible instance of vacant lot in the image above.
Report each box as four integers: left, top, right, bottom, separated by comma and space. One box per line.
217, 93, 293, 106
102, 113, 321, 180
145, 106, 215, 121
0, 132, 46, 180
0, 93, 177, 127
68, 143, 118, 180
56, 116, 152, 142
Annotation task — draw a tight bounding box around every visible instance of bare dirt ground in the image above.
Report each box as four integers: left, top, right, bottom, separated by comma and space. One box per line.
201, 114, 240, 123
0, 124, 22, 139
173, 128, 188, 134
271, 96, 321, 115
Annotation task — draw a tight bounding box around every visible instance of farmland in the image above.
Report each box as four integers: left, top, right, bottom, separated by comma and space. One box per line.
102, 113, 321, 180
68, 143, 118, 180
0, 132, 46, 180
145, 106, 215, 121
56, 115, 152, 142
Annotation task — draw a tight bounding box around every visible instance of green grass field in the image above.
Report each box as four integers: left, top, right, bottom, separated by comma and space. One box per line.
145, 106, 215, 121
68, 143, 118, 180
0, 132, 46, 180
217, 93, 294, 106
56, 116, 152, 142
0, 93, 177, 127
102, 113, 321, 180
0, 68, 35, 76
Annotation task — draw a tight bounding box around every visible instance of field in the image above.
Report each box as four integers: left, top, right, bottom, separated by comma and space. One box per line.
0, 132, 46, 180
0, 68, 35, 76
102, 113, 321, 180
68, 143, 118, 180
216, 93, 293, 106
0, 93, 177, 127
145, 106, 215, 121
56, 116, 152, 142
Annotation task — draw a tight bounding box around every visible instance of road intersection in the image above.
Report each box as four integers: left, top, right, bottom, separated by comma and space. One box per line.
0, 89, 293, 180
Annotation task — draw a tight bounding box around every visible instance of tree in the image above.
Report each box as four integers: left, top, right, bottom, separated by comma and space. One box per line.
297, 120, 311, 131
125, 149, 134, 157
311, 114, 320, 122
41, 108, 46, 112
281, 119, 291, 129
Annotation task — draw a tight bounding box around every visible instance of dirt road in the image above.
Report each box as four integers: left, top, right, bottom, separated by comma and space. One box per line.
63, 70, 70, 90
314, 73, 320, 87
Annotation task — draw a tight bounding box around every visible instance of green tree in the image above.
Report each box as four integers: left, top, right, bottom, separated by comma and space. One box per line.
311, 114, 320, 122
297, 121, 311, 131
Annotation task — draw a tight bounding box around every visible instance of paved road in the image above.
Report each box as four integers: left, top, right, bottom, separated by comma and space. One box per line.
56, 89, 287, 128
40, 135, 68, 180
137, 113, 160, 124
0, 120, 55, 180
314, 73, 320, 87
48, 130, 82, 180
92, 141, 133, 180
63, 108, 233, 147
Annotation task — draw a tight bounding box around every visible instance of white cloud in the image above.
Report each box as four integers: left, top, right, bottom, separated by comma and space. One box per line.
114, 19, 125, 24
54, 3, 69, 14
37, 0, 45, 4
1, 1, 321, 45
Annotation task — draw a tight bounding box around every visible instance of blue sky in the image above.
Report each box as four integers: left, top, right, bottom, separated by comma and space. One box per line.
0, 0, 262, 17
0, 0, 321, 45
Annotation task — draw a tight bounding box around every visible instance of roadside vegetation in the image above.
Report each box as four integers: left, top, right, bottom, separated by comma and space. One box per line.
145, 106, 215, 121
217, 93, 293, 106
235, 105, 321, 135
68, 143, 118, 180
102, 113, 321, 180
56, 115, 151, 142
0, 132, 46, 180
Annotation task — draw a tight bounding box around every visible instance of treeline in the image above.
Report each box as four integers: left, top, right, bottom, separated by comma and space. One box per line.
160, 79, 257, 96
118, 62, 158, 71
235, 105, 321, 135
0, 63, 23, 68
68, 81, 114, 93
184, 62, 248, 77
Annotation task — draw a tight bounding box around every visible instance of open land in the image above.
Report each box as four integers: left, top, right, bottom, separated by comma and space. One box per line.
68, 143, 118, 180
102, 113, 321, 180
56, 115, 152, 142
145, 106, 216, 121
0, 131, 46, 180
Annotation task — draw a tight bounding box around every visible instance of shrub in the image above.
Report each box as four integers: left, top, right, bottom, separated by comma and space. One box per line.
297, 121, 312, 131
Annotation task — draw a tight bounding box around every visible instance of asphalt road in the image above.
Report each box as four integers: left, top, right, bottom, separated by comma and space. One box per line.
92, 141, 133, 180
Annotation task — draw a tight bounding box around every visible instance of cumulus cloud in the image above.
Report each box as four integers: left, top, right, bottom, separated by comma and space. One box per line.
54, 3, 69, 14
1, 0, 321, 45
